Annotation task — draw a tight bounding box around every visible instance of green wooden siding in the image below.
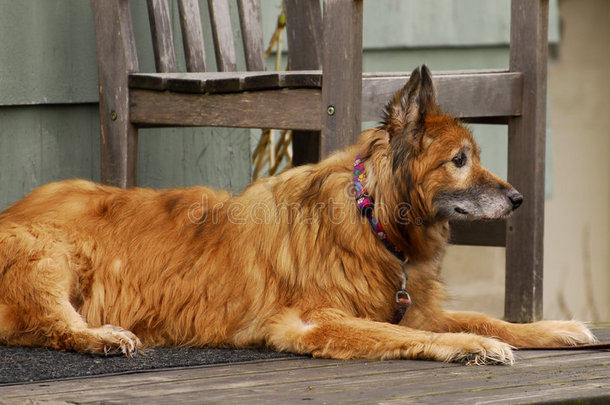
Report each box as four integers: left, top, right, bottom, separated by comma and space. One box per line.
0, 0, 98, 105
0, 0, 252, 212
0, 0, 558, 212
138, 127, 253, 190
0, 104, 100, 209
260, 0, 559, 53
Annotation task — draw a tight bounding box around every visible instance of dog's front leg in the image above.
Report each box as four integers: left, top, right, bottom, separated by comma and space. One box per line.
264, 307, 514, 364
416, 310, 597, 348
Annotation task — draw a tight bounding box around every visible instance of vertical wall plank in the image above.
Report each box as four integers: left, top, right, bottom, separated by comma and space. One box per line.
0, 107, 42, 208
207, 0, 237, 72
0, 105, 102, 211
284, 0, 322, 165
138, 127, 251, 193
40, 106, 101, 184
91, 0, 139, 188
178, 0, 207, 72
147, 0, 177, 72
236, 0, 265, 71
320, 0, 363, 157
505, 0, 548, 322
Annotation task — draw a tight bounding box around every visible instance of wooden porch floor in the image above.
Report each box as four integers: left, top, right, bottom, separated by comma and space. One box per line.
2, 327, 609, 404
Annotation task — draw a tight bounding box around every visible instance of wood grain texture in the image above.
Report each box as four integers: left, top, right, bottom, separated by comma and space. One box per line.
0, 1, 100, 105
91, 0, 139, 188
320, 0, 363, 157
178, 0, 207, 72
128, 70, 521, 120
449, 220, 506, 247
138, 126, 251, 193
207, 0, 237, 72
284, 0, 323, 165
130, 88, 322, 130
362, 71, 523, 122
129, 71, 321, 93
2, 327, 609, 403
147, 0, 177, 73
284, 0, 322, 71
243, 71, 321, 90
504, 0, 549, 323
129, 73, 168, 91
237, 0, 266, 71
0, 105, 101, 211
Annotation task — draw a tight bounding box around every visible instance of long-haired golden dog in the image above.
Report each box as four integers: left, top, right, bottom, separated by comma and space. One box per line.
0, 66, 595, 364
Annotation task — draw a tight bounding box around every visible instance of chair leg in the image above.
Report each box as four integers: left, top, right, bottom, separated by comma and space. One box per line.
91, 0, 139, 188
284, 0, 322, 165
319, 0, 363, 157
291, 130, 320, 165
99, 109, 138, 188
504, 0, 548, 322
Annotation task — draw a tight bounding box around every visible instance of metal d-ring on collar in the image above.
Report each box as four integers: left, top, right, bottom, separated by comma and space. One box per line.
354, 154, 412, 324
392, 260, 412, 324
395, 262, 411, 305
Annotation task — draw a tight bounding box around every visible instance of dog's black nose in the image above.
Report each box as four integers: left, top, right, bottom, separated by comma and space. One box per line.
508, 190, 523, 210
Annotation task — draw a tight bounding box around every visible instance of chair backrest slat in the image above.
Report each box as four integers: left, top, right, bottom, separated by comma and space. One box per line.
178, 0, 207, 72
207, 0, 237, 72
236, 0, 266, 71
284, 0, 322, 70
147, 0, 177, 72
145, 0, 300, 73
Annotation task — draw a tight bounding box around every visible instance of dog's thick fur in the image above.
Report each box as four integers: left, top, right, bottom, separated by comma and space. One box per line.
0, 66, 595, 364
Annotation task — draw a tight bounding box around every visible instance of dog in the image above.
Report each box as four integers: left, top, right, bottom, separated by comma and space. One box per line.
0, 65, 595, 365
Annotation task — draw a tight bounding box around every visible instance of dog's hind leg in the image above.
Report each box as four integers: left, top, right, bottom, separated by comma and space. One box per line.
265, 308, 514, 364
0, 231, 141, 355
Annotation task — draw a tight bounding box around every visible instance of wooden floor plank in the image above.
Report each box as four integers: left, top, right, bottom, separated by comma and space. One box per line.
1, 359, 454, 401
395, 383, 610, 405
211, 360, 610, 404
12, 358, 607, 405
5, 351, 609, 405
2, 327, 609, 404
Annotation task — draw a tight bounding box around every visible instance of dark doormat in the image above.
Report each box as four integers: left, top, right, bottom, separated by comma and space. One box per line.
0, 346, 302, 386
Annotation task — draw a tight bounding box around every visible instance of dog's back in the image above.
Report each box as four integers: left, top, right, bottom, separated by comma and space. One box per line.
0, 179, 261, 350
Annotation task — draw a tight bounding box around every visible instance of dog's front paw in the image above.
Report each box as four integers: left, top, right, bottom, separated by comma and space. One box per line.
96, 324, 143, 357
433, 333, 514, 365
526, 320, 597, 347
456, 336, 514, 365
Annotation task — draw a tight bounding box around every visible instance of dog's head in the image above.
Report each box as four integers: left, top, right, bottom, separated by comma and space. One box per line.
382, 65, 522, 222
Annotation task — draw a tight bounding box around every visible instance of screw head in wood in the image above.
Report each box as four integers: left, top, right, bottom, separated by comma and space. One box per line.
110, 111, 117, 121
327, 105, 335, 116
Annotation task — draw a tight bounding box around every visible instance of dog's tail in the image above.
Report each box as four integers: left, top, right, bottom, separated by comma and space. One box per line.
382, 64, 439, 140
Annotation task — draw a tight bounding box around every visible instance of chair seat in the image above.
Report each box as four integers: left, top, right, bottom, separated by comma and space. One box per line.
129, 69, 523, 124
129, 71, 323, 93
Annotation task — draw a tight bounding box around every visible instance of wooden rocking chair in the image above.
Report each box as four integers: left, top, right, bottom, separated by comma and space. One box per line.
91, 0, 548, 322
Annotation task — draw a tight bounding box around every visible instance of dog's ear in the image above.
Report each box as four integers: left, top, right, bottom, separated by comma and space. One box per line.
383, 65, 438, 143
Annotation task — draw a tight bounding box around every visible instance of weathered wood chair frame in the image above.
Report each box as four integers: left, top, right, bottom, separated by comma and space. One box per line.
91, 0, 548, 323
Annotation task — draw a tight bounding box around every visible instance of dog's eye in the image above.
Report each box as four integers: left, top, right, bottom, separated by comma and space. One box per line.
452, 152, 467, 168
